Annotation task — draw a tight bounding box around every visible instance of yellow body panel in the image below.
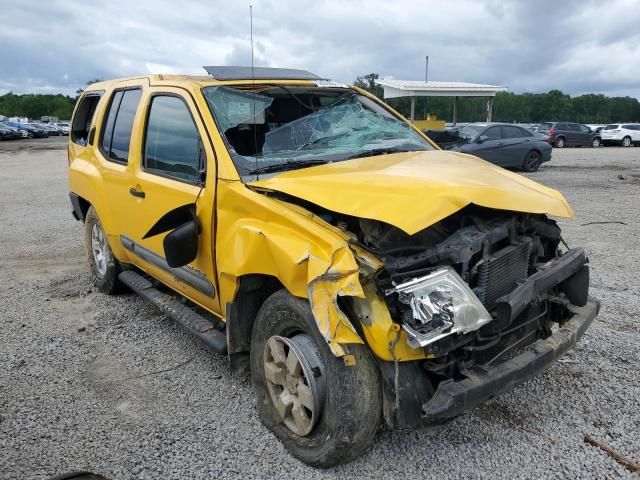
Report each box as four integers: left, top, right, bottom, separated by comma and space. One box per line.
68, 75, 576, 363
251, 151, 574, 235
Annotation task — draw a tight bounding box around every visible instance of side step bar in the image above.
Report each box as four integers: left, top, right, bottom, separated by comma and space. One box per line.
118, 270, 227, 354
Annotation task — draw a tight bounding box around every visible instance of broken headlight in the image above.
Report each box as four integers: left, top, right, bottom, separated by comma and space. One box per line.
390, 266, 492, 348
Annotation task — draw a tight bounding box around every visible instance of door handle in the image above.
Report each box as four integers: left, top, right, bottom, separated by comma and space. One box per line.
129, 187, 145, 198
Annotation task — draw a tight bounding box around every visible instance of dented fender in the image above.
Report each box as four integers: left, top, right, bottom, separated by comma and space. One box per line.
216, 180, 365, 357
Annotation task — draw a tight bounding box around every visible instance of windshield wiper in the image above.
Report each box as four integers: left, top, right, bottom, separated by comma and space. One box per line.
346, 146, 424, 160
247, 158, 331, 175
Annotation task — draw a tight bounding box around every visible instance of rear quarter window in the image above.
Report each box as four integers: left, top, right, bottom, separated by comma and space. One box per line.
71, 93, 102, 146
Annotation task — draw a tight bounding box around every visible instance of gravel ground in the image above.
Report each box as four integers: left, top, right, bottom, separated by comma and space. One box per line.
1, 137, 639, 479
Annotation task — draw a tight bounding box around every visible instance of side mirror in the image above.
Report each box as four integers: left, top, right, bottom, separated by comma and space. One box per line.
477, 135, 489, 143
164, 218, 200, 268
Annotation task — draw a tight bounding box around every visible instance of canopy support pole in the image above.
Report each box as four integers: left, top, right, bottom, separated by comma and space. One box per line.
410, 96, 416, 121
453, 96, 458, 125
486, 98, 493, 122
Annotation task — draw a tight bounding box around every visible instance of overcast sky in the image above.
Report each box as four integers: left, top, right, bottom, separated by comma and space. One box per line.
1, 0, 640, 98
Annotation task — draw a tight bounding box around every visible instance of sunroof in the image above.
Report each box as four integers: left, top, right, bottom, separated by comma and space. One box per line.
203, 66, 325, 81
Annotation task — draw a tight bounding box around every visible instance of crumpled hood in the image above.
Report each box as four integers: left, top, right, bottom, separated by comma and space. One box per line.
250, 150, 574, 235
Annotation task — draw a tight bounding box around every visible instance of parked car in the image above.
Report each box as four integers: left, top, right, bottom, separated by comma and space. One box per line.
34, 123, 62, 136
537, 122, 596, 148
0, 122, 23, 140
447, 123, 552, 171
5, 121, 49, 138
68, 70, 599, 467
600, 124, 640, 147
55, 122, 70, 135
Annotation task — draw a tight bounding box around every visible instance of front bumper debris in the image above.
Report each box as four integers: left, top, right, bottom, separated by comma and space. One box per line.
421, 297, 600, 425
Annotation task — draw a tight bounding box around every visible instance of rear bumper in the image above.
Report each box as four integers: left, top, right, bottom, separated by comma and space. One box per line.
421, 297, 599, 425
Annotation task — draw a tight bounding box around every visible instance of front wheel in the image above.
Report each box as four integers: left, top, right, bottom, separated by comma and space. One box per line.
522, 150, 542, 172
554, 137, 565, 148
592, 137, 600, 148
622, 136, 632, 147
250, 290, 382, 468
84, 206, 123, 294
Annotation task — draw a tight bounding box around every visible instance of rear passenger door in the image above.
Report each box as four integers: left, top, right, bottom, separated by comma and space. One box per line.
93, 83, 144, 254
120, 87, 220, 314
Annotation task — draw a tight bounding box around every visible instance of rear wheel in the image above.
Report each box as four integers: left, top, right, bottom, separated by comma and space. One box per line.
84, 206, 123, 294
522, 150, 542, 172
250, 290, 381, 467
554, 137, 565, 148
622, 136, 632, 147
592, 137, 600, 148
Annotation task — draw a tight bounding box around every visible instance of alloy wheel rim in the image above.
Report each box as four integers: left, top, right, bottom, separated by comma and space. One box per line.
91, 223, 107, 277
263, 334, 326, 436
623, 137, 631, 147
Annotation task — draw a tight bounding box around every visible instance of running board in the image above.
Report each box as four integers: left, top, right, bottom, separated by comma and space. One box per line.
118, 270, 227, 354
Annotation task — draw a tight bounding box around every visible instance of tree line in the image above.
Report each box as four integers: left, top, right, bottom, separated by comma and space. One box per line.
3, 74, 639, 124
0, 93, 77, 120
354, 73, 640, 124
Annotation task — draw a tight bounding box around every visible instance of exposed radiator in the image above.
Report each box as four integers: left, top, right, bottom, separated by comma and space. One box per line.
476, 238, 532, 308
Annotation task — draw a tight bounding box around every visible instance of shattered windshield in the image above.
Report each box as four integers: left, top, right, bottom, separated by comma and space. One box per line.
202, 85, 434, 177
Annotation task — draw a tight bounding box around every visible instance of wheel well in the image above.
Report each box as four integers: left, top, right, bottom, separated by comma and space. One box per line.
71, 194, 91, 222
226, 274, 284, 373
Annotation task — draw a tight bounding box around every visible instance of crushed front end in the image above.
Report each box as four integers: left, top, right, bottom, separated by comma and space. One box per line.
350, 206, 599, 428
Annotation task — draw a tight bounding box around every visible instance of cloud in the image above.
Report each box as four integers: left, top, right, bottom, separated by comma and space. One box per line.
1, 0, 639, 98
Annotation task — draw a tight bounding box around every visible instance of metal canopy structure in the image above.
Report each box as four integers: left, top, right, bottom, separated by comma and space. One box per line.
203, 66, 325, 81
375, 78, 506, 123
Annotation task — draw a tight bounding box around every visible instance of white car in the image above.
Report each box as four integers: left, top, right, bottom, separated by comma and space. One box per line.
600, 124, 640, 147
55, 122, 70, 135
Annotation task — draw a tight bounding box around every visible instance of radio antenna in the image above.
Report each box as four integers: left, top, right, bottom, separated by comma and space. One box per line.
250, 5, 259, 179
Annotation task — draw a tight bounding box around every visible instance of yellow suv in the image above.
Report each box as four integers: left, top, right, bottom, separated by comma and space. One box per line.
68, 67, 599, 467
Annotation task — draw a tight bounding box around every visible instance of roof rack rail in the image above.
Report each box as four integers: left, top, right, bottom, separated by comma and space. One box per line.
203, 66, 325, 81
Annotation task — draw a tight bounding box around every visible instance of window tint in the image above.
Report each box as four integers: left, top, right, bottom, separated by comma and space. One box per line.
483, 126, 501, 140
71, 93, 102, 146
144, 96, 202, 182
556, 123, 568, 130
101, 89, 141, 163
621, 124, 635, 130
110, 89, 142, 162
502, 126, 524, 139
101, 91, 123, 155
604, 124, 619, 130
579, 124, 591, 133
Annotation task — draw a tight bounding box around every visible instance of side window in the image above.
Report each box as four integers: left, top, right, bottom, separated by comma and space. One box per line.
502, 126, 524, 139
71, 93, 102, 146
143, 95, 203, 183
483, 127, 501, 140
621, 124, 634, 130
579, 124, 590, 133
101, 88, 142, 164
556, 123, 568, 130
567, 123, 580, 131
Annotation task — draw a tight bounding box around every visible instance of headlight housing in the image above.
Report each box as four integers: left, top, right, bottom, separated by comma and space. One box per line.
390, 266, 492, 348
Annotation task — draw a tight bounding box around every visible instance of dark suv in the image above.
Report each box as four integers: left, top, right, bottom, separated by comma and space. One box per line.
538, 122, 596, 148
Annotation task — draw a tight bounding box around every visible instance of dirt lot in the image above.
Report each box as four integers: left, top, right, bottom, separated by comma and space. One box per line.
1, 137, 639, 479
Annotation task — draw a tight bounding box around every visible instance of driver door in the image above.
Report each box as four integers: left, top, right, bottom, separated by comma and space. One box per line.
119, 87, 220, 315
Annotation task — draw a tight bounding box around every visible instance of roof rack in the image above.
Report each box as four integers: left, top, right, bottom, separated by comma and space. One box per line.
203, 66, 325, 81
